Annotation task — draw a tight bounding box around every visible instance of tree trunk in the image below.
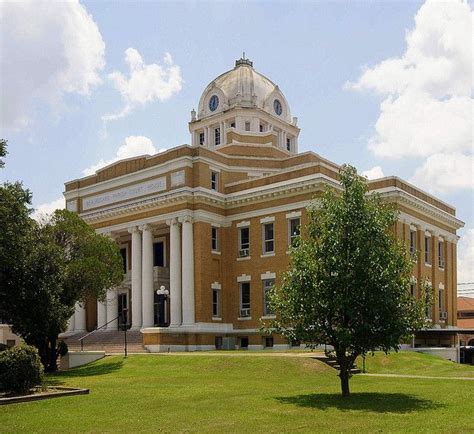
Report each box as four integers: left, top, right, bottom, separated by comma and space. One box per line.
336, 349, 351, 397
47, 335, 58, 372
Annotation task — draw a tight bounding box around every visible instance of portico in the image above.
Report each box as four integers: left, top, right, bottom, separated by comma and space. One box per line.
68, 215, 195, 333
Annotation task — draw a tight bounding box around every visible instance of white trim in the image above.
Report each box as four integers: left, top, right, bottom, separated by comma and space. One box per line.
425, 230, 432, 237
237, 256, 251, 261
238, 317, 252, 321
211, 317, 222, 321
260, 216, 275, 223
261, 271, 276, 280
211, 250, 221, 256
209, 166, 221, 173
438, 236, 444, 242
286, 210, 302, 219
236, 220, 251, 228
439, 282, 445, 290
237, 274, 251, 282
261, 315, 276, 320
410, 224, 418, 231
261, 253, 275, 258
398, 211, 458, 242
211, 222, 221, 228
211, 282, 221, 290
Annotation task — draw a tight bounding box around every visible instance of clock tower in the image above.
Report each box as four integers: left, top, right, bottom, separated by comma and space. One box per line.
189, 57, 300, 154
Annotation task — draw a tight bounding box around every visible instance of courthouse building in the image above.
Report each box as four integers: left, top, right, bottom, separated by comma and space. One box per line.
63, 57, 465, 351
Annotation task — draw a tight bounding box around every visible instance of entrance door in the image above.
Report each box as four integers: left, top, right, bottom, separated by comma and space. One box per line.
154, 293, 169, 327
118, 293, 129, 328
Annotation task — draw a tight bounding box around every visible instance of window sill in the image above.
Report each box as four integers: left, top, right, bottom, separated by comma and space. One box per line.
425, 263, 432, 268
438, 266, 445, 271
212, 317, 222, 321
261, 252, 275, 258
261, 315, 276, 320
238, 317, 252, 321
212, 250, 221, 255
237, 256, 251, 261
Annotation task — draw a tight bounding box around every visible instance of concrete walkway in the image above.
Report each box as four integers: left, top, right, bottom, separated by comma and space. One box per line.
360, 373, 474, 381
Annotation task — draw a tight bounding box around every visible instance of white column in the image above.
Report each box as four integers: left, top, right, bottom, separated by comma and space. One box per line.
167, 218, 182, 327
129, 226, 143, 329
106, 288, 118, 330
141, 224, 155, 328
97, 299, 107, 328
180, 215, 195, 325
67, 313, 75, 332
222, 121, 226, 145
74, 302, 86, 332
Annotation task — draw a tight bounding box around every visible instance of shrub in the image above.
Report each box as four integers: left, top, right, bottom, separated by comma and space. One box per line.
0, 344, 44, 394
0, 343, 8, 352
57, 340, 68, 357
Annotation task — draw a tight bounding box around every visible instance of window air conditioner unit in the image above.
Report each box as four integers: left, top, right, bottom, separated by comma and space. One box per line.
440, 311, 448, 320
239, 248, 249, 258
240, 308, 251, 318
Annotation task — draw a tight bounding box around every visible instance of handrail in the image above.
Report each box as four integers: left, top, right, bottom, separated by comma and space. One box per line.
78, 315, 121, 351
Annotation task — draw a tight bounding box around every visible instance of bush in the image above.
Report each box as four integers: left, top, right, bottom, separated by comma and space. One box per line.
57, 340, 68, 357
0, 343, 8, 352
0, 344, 44, 394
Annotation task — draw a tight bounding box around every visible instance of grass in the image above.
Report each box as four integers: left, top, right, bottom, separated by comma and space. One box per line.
357, 351, 474, 377
1, 352, 473, 433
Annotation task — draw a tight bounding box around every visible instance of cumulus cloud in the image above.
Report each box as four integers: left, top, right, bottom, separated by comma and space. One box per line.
83, 135, 166, 176
103, 49, 183, 121
410, 153, 474, 194
0, 0, 105, 131
31, 197, 64, 222
346, 0, 473, 194
362, 166, 384, 180
458, 227, 474, 283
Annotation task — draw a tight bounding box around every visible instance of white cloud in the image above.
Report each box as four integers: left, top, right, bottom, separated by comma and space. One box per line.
0, 0, 105, 131
346, 0, 473, 195
31, 197, 64, 222
83, 136, 166, 176
103, 49, 183, 121
458, 227, 474, 283
409, 153, 474, 194
362, 166, 384, 180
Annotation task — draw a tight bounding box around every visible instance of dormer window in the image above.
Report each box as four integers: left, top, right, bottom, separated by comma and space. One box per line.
245, 121, 250, 132
259, 124, 264, 132
199, 132, 205, 145
215, 127, 221, 146
286, 137, 291, 151
230, 122, 235, 128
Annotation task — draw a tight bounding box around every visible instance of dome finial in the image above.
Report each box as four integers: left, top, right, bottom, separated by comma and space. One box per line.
235, 53, 253, 68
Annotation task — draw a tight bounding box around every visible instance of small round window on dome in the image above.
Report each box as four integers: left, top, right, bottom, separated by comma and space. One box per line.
209, 95, 219, 112
273, 99, 282, 116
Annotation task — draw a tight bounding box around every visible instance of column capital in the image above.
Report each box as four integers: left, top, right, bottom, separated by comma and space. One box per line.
178, 215, 194, 224
139, 223, 152, 232
103, 231, 118, 240
166, 217, 180, 227
128, 226, 141, 234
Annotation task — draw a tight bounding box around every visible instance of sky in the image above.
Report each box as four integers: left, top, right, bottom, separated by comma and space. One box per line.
0, 0, 472, 282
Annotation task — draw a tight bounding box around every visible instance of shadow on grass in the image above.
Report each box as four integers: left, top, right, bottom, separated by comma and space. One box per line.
276, 392, 440, 413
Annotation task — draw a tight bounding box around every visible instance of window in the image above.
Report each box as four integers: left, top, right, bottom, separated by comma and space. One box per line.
239, 227, 250, 257
240, 282, 251, 317
211, 171, 219, 191
199, 132, 205, 145
263, 223, 274, 254
286, 137, 291, 151
263, 279, 275, 316
240, 336, 249, 349
215, 336, 223, 350
212, 288, 220, 317
424, 234, 431, 264
259, 124, 264, 132
288, 218, 301, 247
153, 242, 164, 267
410, 229, 417, 255
245, 121, 250, 131
230, 121, 235, 128
264, 337, 274, 348
120, 248, 127, 273
410, 281, 417, 298
438, 240, 445, 268
438, 287, 444, 312
215, 127, 221, 146
211, 226, 219, 251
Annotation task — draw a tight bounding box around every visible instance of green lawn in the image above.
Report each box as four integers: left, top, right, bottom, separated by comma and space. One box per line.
357, 351, 474, 377
1, 353, 474, 433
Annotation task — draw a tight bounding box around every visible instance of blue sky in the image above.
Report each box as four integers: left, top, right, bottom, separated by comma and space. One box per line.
0, 0, 472, 281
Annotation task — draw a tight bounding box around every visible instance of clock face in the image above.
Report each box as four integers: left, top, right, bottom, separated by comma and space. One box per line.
209, 95, 219, 112
273, 99, 282, 116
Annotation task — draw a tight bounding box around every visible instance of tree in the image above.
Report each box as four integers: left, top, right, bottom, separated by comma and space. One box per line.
0, 139, 7, 168
0, 144, 124, 370
268, 165, 428, 397
0, 210, 124, 371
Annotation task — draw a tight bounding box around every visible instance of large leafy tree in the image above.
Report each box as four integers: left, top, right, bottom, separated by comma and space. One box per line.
269, 165, 428, 397
0, 141, 123, 371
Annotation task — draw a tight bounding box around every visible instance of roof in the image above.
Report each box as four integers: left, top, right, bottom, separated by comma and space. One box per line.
458, 297, 474, 311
